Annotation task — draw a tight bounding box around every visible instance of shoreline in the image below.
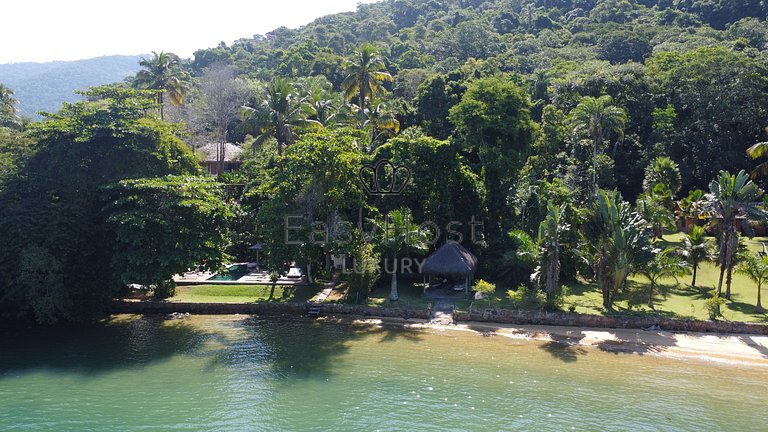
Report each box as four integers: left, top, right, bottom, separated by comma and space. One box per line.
323, 316, 768, 367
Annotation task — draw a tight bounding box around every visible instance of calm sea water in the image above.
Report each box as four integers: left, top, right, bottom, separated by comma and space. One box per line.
0, 315, 766, 431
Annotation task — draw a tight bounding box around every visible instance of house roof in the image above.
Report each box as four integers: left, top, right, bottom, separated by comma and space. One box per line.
421, 241, 478, 276
197, 142, 243, 163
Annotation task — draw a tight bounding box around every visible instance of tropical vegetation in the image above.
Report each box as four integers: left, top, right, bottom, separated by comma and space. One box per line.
3, 0, 768, 324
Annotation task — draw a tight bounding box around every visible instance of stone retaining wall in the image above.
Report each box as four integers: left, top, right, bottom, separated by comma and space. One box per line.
111, 301, 768, 335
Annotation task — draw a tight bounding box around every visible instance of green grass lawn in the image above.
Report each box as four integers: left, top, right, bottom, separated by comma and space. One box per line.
562, 234, 768, 323
364, 280, 473, 310
172, 284, 318, 303
167, 233, 768, 323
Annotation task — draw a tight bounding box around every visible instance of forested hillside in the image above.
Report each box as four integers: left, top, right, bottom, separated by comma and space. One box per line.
180, 0, 768, 197
4, 0, 768, 322
0, 55, 143, 117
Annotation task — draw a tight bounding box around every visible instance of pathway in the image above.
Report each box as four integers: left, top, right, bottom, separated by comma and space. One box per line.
308, 281, 336, 318
429, 300, 455, 325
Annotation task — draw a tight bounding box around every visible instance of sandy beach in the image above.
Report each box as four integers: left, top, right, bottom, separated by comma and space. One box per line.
340, 317, 768, 367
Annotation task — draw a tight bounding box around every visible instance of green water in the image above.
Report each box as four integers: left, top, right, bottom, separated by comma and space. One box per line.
207, 264, 250, 281
1, 315, 767, 431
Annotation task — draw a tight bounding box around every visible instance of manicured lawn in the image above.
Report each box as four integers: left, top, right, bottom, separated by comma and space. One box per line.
172, 284, 318, 303
565, 234, 768, 323
435, 233, 768, 323
365, 281, 472, 310
168, 233, 768, 324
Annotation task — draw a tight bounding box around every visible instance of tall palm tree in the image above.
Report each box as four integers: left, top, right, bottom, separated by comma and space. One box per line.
341, 43, 393, 129
568, 95, 627, 196
133, 51, 187, 120
704, 170, 765, 299
0, 84, 20, 129
680, 225, 714, 288
374, 209, 427, 301
737, 252, 768, 313
536, 203, 569, 309
240, 77, 321, 157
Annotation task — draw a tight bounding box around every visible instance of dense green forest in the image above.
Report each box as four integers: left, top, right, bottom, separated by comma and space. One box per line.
3, 0, 768, 323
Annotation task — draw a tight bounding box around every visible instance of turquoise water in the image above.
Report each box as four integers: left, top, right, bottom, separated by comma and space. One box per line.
1, 315, 767, 431
207, 264, 250, 281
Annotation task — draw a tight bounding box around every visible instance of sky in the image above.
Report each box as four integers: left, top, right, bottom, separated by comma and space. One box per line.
0, 0, 379, 64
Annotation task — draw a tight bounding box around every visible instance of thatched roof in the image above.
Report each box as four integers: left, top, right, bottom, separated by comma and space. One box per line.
421, 241, 478, 276
197, 143, 243, 163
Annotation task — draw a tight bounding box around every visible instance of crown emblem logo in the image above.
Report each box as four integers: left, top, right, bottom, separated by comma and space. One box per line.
358, 159, 411, 196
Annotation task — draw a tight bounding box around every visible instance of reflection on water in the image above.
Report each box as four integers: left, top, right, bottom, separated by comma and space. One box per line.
1, 315, 767, 431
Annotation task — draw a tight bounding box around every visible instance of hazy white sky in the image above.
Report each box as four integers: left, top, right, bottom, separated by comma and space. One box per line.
1, 0, 378, 64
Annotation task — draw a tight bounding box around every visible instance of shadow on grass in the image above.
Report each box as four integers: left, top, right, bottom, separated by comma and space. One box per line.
669, 284, 712, 301
724, 296, 768, 323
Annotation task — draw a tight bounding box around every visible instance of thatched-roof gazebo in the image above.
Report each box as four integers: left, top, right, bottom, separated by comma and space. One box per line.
421, 241, 478, 297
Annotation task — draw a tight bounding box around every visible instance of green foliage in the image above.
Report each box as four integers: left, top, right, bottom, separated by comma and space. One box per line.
0, 89, 198, 322
344, 242, 381, 302
705, 293, 727, 320
635, 186, 676, 239
535, 203, 569, 309
449, 76, 536, 233
132, 51, 189, 120
568, 95, 627, 195
103, 176, 233, 297
341, 43, 393, 129
643, 157, 682, 196
506, 284, 545, 310
253, 128, 364, 277
736, 252, 768, 312
371, 135, 483, 233
585, 190, 654, 309
636, 248, 690, 308
473, 279, 495, 295
681, 225, 715, 287
647, 47, 768, 191
705, 170, 766, 297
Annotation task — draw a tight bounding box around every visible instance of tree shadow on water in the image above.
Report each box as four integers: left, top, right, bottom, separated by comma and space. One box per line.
222, 316, 424, 381
0, 315, 208, 377
540, 340, 588, 363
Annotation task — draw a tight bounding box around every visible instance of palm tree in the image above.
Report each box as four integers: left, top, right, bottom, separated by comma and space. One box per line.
637, 248, 689, 309
586, 190, 653, 309
133, 51, 187, 120
375, 209, 427, 301
362, 100, 400, 150
568, 95, 627, 195
745, 128, 768, 179
536, 203, 569, 309
635, 186, 675, 239
341, 43, 393, 129
0, 84, 20, 129
240, 77, 321, 157
643, 156, 682, 196
680, 225, 714, 288
704, 170, 765, 299
737, 252, 768, 313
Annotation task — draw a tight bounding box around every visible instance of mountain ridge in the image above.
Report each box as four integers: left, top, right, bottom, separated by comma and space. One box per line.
0, 55, 145, 117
